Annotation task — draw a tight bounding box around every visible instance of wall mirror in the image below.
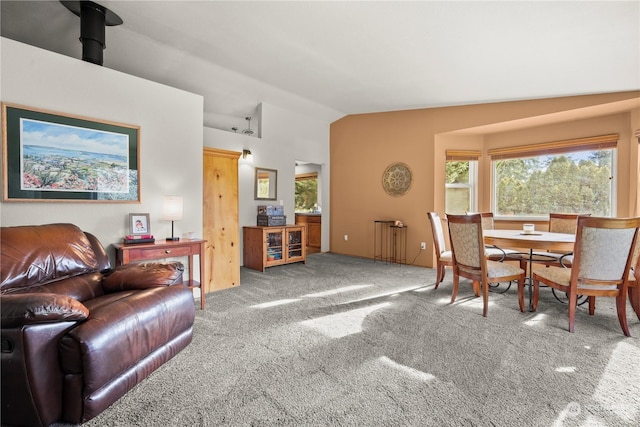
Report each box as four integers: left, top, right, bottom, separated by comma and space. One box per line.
255, 167, 277, 200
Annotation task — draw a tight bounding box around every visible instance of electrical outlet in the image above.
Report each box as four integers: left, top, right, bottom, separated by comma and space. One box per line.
420, 242, 426, 250
344, 234, 348, 241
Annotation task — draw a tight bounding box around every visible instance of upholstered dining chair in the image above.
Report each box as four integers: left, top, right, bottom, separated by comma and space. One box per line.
531, 216, 640, 336
427, 212, 453, 288
591, 243, 640, 321
446, 213, 526, 316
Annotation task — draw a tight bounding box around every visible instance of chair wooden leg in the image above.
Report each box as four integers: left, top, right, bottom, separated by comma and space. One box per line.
628, 287, 640, 321
451, 274, 459, 304
588, 296, 596, 315
568, 292, 577, 333
472, 281, 480, 297
517, 276, 525, 312
482, 281, 488, 317
435, 264, 446, 288
532, 277, 540, 312
616, 292, 630, 337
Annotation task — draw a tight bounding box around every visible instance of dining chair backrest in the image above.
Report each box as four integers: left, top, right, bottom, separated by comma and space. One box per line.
467, 212, 494, 230
549, 213, 589, 234
427, 212, 447, 256
572, 216, 640, 289
447, 213, 484, 271
480, 213, 495, 231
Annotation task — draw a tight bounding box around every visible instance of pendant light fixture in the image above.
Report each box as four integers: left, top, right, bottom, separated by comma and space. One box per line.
243, 117, 254, 136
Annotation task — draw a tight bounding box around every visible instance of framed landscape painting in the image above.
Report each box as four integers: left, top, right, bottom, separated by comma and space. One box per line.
1, 103, 140, 202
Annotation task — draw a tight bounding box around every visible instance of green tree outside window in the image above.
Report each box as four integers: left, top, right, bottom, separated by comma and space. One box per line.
295, 177, 318, 212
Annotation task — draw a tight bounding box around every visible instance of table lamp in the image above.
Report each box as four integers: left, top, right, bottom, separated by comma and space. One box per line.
163, 195, 183, 241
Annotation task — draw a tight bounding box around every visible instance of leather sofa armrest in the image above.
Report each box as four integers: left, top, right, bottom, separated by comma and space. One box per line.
1, 293, 89, 328
102, 262, 184, 292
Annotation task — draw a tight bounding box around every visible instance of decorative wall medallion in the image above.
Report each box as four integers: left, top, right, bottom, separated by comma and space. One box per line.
382, 162, 412, 197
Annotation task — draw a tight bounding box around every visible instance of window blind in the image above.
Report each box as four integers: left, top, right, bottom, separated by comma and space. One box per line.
488, 134, 618, 160
295, 172, 318, 181
446, 150, 481, 161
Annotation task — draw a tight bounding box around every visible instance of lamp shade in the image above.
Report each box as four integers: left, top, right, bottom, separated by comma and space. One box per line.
162, 196, 183, 221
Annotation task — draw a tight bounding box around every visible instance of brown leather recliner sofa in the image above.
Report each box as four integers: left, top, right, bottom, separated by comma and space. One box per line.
0, 223, 196, 426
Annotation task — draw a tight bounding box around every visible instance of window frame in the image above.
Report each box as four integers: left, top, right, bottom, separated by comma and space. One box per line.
445, 150, 479, 215
489, 134, 618, 220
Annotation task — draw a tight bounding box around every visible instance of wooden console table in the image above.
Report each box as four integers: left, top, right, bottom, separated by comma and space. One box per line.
113, 239, 206, 310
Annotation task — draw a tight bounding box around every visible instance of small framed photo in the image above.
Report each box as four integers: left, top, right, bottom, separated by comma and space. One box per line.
129, 213, 150, 235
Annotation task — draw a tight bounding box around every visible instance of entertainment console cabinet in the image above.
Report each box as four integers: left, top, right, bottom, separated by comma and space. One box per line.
243, 225, 306, 272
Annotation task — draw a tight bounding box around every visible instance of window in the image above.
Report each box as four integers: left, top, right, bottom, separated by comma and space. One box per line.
445, 150, 479, 214
489, 134, 617, 218
295, 172, 318, 213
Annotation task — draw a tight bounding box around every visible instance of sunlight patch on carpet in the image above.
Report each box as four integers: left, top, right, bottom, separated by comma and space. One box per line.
302, 284, 372, 298
552, 341, 640, 426
412, 285, 436, 293
453, 297, 495, 310
251, 298, 301, 308
378, 356, 435, 382
341, 285, 426, 305
591, 341, 640, 423
299, 302, 391, 338
524, 313, 548, 326
554, 366, 576, 373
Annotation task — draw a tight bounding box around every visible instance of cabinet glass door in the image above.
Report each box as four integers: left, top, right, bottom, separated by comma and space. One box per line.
266, 230, 283, 263
286, 228, 304, 261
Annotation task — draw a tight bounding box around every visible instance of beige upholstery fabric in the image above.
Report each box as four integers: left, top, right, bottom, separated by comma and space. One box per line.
428, 212, 455, 287
578, 226, 636, 280
459, 261, 522, 278
439, 251, 452, 262
431, 215, 448, 258
533, 265, 619, 291
528, 252, 569, 263
485, 260, 523, 278
480, 215, 494, 231
448, 221, 482, 268
549, 217, 579, 234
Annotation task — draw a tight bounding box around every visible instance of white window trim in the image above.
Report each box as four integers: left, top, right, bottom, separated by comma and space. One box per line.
445, 160, 478, 214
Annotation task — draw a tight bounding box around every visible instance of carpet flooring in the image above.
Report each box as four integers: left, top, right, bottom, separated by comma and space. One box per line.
68, 253, 639, 426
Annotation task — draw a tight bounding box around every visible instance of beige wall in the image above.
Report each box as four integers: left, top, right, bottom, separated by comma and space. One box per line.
330, 91, 640, 268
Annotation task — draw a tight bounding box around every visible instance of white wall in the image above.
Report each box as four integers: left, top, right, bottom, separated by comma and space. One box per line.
204, 102, 332, 261
0, 38, 204, 258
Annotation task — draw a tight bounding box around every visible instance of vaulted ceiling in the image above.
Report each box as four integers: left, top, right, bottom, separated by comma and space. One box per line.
2, 1, 638, 132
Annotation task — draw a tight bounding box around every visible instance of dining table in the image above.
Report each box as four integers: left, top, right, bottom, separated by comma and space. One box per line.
483, 229, 576, 311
